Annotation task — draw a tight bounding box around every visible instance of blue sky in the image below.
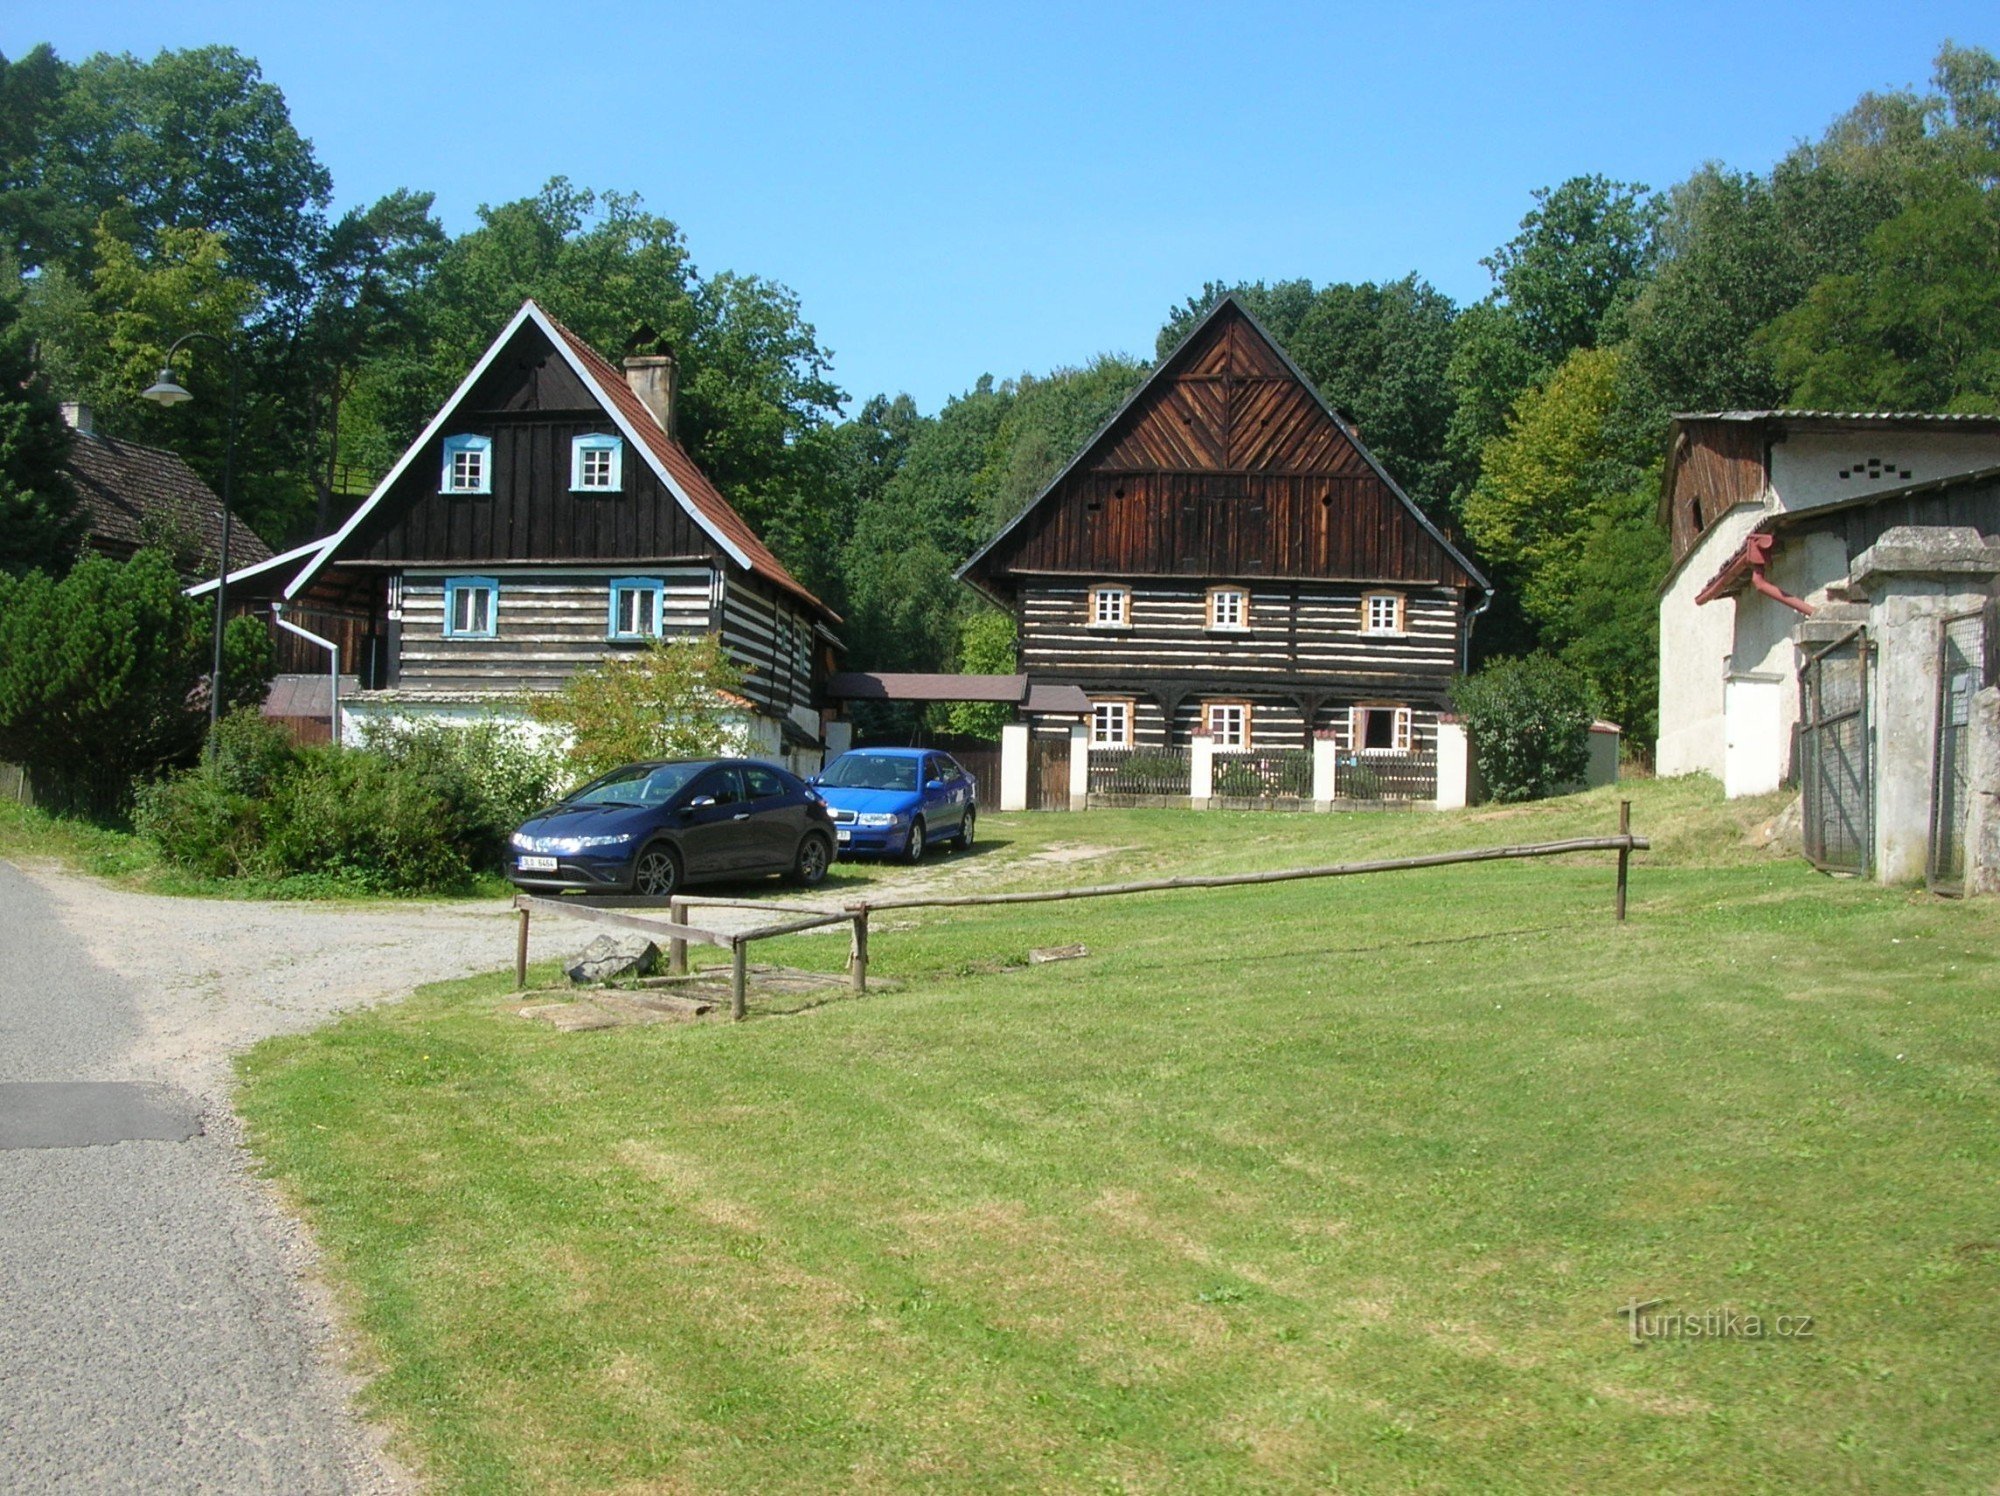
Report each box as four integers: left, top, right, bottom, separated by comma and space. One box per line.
11, 3, 1994, 413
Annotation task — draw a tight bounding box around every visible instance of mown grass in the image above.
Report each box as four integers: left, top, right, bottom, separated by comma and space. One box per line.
237, 781, 2000, 1492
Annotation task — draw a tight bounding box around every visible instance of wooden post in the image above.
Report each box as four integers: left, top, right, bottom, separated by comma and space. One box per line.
668, 897, 688, 976
730, 939, 748, 1022
849, 906, 870, 996
1616, 799, 1631, 922
515, 905, 530, 988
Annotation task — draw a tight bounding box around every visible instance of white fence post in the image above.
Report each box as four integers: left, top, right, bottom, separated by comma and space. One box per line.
1190, 732, 1215, 809
1067, 721, 1090, 810
1000, 722, 1029, 811
1312, 730, 1340, 810
1435, 718, 1469, 810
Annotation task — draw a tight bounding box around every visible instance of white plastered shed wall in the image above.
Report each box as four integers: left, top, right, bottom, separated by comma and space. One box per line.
1657, 506, 1762, 780
1769, 432, 2000, 513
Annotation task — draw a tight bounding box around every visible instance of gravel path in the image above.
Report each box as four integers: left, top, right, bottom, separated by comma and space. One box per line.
0, 860, 593, 1494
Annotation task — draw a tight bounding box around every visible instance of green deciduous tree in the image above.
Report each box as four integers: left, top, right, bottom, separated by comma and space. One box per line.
935, 609, 1017, 740
1452, 653, 1597, 803
1481, 176, 1660, 366
525, 633, 747, 781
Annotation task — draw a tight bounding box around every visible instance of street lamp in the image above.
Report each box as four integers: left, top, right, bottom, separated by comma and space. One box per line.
142, 332, 239, 755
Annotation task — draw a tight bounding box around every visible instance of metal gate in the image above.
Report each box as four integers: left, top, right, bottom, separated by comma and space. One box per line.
1029, 736, 1071, 810
1928, 611, 1988, 894
1798, 627, 1872, 875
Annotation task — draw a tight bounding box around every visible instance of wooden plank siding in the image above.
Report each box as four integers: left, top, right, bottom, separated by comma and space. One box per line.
1019, 581, 1461, 694
397, 569, 714, 693
1662, 420, 1768, 565
719, 575, 818, 722
344, 325, 727, 569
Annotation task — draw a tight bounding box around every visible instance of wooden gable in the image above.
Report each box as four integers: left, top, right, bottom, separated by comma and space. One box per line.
341, 320, 727, 568
962, 299, 1481, 599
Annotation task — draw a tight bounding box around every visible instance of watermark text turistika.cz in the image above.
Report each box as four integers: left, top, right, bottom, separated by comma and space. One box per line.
1618, 1298, 1815, 1345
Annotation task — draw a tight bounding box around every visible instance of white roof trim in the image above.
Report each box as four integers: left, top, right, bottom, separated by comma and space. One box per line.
185, 537, 329, 597
284, 300, 750, 600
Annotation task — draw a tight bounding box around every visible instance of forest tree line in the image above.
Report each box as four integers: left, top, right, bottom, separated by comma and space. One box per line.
2, 40, 1997, 749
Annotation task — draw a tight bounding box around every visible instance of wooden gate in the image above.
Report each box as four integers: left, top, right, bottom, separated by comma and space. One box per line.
1030, 736, 1071, 810
1799, 627, 1872, 876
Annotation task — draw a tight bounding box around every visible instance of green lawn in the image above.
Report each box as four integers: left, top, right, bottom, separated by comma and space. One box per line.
236, 781, 2000, 1493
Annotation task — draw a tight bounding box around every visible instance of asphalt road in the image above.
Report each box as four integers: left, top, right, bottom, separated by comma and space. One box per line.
0, 860, 398, 1494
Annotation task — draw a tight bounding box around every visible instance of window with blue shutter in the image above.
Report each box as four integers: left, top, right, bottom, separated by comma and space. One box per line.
443, 576, 499, 638
440, 434, 493, 494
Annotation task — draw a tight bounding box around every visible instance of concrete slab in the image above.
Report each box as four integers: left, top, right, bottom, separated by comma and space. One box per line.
0, 1081, 203, 1150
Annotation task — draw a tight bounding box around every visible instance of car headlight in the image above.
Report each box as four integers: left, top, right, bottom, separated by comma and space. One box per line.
574, 833, 633, 849
855, 812, 903, 827
510, 832, 535, 850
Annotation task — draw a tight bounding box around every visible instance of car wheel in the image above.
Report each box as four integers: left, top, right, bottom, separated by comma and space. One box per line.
904, 817, 926, 863
790, 833, 831, 887
955, 806, 976, 850
632, 842, 682, 899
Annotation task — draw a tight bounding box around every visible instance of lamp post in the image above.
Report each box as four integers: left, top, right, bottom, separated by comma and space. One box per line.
142, 332, 239, 755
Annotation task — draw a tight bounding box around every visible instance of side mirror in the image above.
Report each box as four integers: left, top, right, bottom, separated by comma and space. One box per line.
925, 779, 946, 791
806, 775, 821, 786
688, 795, 717, 809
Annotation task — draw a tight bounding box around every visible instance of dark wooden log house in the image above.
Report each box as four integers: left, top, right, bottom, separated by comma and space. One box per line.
215, 300, 840, 762
958, 296, 1489, 762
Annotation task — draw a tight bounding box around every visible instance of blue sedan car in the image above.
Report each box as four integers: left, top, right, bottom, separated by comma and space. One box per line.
508, 757, 836, 898
813, 747, 976, 861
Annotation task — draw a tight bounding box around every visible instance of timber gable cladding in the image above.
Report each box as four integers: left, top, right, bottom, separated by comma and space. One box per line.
963, 297, 1486, 751
269, 301, 835, 731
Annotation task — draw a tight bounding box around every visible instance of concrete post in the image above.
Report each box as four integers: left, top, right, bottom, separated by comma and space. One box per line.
1190, 732, 1215, 809
1847, 526, 2000, 884
999, 722, 1029, 812
1067, 720, 1090, 811
823, 718, 853, 756
1435, 718, 1469, 810
1311, 730, 1340, 809
1967, 686, 2000, 897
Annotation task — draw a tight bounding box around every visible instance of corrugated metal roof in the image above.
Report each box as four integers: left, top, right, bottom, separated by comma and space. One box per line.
1674, 409, 2000, 430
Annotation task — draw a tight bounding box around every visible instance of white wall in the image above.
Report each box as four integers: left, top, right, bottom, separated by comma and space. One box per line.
1657, 507, 1762, 778
1770, 432, 2000, 515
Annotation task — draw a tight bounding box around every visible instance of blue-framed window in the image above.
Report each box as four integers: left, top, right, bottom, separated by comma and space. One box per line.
608, 576, 665, 639
441, 434, 493, 494
571, 433, 623, 492
444, 576, 499, 638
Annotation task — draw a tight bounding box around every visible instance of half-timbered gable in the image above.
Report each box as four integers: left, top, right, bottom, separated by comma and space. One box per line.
960, 296, 1487, 756
234, 300, 839, 760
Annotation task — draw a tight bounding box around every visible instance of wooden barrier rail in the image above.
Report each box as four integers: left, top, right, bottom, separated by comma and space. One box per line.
512, 894, 868, 1020
846, 804, 1648, 921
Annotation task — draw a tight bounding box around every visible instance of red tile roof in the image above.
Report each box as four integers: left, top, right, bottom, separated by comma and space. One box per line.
538, 308, 836, 622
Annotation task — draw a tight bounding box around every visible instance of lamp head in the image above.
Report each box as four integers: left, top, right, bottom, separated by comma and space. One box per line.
141, 368, 193, 406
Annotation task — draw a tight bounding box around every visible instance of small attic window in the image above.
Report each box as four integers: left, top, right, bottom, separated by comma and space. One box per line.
1837, 457, 1913, 481
441, 434, 492, 495
571, 434, 623, 492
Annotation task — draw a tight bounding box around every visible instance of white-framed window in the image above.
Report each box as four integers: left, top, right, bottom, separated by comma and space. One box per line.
1204, 700, 1251, 749
608, 577, 665, 639
1089, 584, 1130, 628
1207, 586, 1250, 630
443, 576, 498, 638
440, 434, 492, 495
1355, 703, 1413, 753
1090, 698, 1134, 748
1362, 591, 1405, 636
571, 434, 623, 492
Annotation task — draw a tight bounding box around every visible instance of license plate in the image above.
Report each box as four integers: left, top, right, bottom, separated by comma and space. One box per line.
518, 855, 558, 871
836, 829, 851, 843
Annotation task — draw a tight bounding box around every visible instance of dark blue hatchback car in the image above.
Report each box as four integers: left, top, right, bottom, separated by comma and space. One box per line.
812, 747, 976, 861
508, 758, 836, 899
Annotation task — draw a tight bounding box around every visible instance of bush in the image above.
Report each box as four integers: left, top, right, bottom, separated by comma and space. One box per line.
361, 717, 567, 865
262, 748, 480, 894
1452, 654, 1597, 802
133, 768, 264, 878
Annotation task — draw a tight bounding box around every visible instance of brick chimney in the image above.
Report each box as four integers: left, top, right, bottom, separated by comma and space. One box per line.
622, 352, 678, 438
60, 401, 93, 433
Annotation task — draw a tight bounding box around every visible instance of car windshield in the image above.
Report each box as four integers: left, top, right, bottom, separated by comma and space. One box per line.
821, 753, 918, 791
566, 762, 703, 807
